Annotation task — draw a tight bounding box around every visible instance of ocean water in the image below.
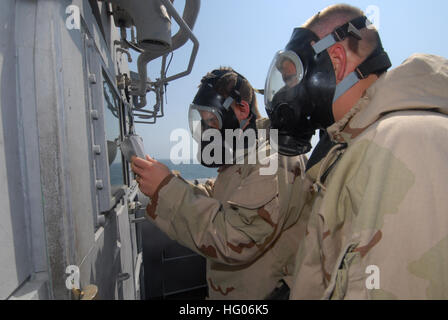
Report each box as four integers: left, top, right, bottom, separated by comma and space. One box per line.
109, 159, 218, 186
159, 159, 218, 181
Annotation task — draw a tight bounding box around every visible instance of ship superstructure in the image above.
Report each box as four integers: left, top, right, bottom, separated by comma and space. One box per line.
0, 0, 201, 300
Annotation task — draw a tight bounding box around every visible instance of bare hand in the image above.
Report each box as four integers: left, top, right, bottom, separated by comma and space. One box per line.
131, 155, 171, 197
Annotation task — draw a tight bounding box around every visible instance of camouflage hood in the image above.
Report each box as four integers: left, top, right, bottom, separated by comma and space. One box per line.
328, 54, 448, 142
291, 53, 448, 299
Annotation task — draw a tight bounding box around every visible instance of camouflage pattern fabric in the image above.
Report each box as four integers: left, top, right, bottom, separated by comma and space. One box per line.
290, 54, 448, 299
145, 119, 310, 299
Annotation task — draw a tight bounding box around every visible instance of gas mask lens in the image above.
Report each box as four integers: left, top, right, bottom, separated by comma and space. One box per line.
265, 50, 304, 112
188, 104, 223, 142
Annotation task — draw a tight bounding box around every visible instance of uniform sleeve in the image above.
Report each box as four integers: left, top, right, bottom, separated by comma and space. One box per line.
144, 166, 282, 266
324, 113, 448, 299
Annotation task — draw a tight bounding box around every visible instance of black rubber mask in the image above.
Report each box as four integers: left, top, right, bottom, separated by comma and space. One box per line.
189, 72, 256, 168
265, 28, 335, 156
265, 16, 391, 156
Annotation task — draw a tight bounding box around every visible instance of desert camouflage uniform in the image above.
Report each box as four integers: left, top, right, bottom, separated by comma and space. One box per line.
290, 54, 448, 299
145, 119, 310, 299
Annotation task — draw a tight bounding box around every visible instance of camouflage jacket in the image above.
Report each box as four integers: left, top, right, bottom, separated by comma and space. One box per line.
290, 54, 448, 299
146, 120, 310, 299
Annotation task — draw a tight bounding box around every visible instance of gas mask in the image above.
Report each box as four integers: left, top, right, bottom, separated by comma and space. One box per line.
188, 70, 256, 168
265, 16, 391, 156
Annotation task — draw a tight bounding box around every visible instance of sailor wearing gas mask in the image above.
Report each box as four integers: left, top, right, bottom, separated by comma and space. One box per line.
131, 67, 309, 299
264, 4, 448, 299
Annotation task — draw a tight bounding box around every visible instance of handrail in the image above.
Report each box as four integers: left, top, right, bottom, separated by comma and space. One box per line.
158, 0, 200, 84
133, 0, 200, 109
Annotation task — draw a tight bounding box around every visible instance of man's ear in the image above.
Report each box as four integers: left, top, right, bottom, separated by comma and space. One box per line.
233, 100, 250, 121
328, 43, 347, 83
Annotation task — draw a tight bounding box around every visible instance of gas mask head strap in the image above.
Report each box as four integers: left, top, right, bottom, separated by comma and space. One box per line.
312, 16, 368, 55
333, 39, 391, 102
209, 69, 254, 129
231, 73, 257, 129
311, 15, 391, 102
208, 70, 234, 110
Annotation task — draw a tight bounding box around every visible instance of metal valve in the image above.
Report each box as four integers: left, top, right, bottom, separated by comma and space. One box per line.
72, 284, 98, 300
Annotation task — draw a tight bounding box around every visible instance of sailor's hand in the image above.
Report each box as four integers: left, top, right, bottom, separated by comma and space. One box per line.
131, 155, 171, 197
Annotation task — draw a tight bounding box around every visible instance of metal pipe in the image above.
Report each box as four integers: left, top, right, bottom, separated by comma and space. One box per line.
169, 0, 200, 51
134, 50, 165, 108
116, 47, 132, 62
158, 0, 200, 84
134, 0, 201, 108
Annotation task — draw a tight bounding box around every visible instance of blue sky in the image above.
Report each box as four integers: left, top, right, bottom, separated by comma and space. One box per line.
129, 0, 448, 159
